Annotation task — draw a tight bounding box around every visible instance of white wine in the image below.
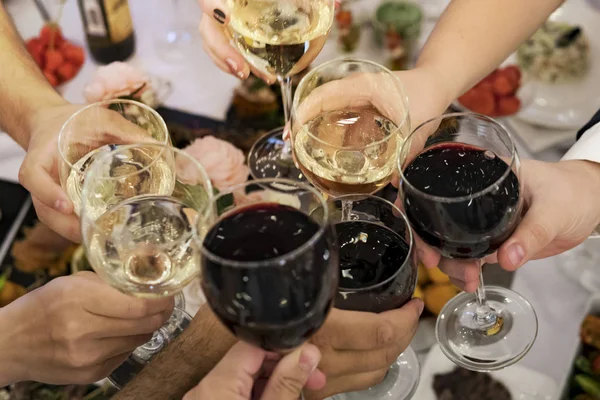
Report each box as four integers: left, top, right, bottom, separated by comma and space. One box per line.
67, 145, 175, 219
294, 106, 405, 197
227, 0, 333, 78
86, 195, 201, 297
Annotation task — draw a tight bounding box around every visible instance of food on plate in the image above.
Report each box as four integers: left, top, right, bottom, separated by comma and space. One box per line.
413, 285, 423, 299
25, 23, 86, 87
423, 283, 460, 316
517, 21, 590, 83
0, 277, 27, 307
457, 65, 522, 117
566, 314, 600, 399
427, 266, 451, 284
433, 367, 511, 400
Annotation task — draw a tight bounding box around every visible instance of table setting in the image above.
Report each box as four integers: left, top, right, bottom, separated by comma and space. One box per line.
0, 0, 599, 399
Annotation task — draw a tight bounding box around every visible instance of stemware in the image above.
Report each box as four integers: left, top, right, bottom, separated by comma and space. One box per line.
198, 178, 338, 353
398, 112, 538, 371
325, 195, 420, 400
58, 99, 170, 216
225, 0, 335, 181
154, 0, 198, 63
291, 57, 410, 219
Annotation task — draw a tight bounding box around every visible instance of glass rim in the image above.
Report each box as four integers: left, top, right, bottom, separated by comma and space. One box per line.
80, 143, 213, 223
333, 194, 415, 292
398, 112, 519, 204
57, 99, 169, 169
292, 56, 410, 151
198, 178, 330, 269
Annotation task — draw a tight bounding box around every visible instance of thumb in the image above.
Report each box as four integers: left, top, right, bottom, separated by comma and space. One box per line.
198, 0, 229, 25
261, 344, 321, 400
497, 203, 557, 271
184, 341, 265, 400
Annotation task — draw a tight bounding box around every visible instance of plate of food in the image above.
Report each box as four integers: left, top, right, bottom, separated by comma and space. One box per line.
414, 344, 557, 400
513, 0, 600, 129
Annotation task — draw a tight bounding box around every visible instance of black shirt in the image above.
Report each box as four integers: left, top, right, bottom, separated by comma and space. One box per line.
578, 108, 600, 140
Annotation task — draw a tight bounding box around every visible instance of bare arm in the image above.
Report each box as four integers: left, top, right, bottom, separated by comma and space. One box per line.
416, 0, 565, 106
114, 305, 237, 400
0, 3, 66, 149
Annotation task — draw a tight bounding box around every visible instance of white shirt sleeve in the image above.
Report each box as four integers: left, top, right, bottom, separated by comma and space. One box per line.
562, 122, 600, 163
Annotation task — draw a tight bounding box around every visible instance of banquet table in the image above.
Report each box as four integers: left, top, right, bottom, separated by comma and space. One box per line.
0, 0, 594, 393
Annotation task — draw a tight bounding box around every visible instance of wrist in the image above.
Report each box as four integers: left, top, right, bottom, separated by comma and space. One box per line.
0, 306, 28, 385
19, 96, 68, 149
405, 64, 455, 111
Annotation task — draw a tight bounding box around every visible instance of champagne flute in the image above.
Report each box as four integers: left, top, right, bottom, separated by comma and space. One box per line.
290, 57, 410, 218
325, 195, 420, 400
226, 0, 335, 181
81, 143, 213, 382
398, 113, 538, 371
198, 179, 338, 398
58, 99, 170, 216
155, 0, 197, 63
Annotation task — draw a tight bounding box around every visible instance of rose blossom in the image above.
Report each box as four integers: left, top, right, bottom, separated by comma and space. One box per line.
182, 136, 249, 191
84, 62, 150, 104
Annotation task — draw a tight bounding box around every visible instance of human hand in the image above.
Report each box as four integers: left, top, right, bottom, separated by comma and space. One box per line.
414, 159, 600, 292
183, 341, 324, 400
0, 271, 174, 385
19, 102, 158, 242
305, 299, 424, 399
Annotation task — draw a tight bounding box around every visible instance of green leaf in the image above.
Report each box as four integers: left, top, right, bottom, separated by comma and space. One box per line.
0, 268, 11, 292
215, 187, 234, 215
576, 374, 600, 397
577, 356, 595, 375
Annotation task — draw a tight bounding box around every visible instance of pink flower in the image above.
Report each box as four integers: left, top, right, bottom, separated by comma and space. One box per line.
182, 136, 250, 191
84, 62, 150, 103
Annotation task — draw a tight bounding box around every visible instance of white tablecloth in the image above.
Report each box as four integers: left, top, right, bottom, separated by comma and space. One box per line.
1, 0, 593, 388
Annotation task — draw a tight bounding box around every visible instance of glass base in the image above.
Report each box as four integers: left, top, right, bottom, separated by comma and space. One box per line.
154, 26, 196, 63
248, 128, 306, 183
331, 346, 420, 400
436, 286, 538, 371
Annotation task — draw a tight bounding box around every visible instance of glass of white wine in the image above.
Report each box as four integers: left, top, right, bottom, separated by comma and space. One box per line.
58, 99, 170, 216
226, 0, 335, 181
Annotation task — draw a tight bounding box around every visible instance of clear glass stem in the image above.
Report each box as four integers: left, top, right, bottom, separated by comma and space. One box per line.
474, 263, 498, 330
279, 75, 294, 159
341, 200, 353, 221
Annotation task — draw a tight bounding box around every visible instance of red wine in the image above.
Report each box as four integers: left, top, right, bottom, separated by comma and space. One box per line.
334, 221, 416, 313
402, 143, 521, 259
201, 203, 338, 351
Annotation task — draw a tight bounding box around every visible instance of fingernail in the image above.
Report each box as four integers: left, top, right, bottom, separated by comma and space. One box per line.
298, 346, 320, 373
225, 58, 239, 74
213, 9, 226, 24
416, 299, 425, 316
507, 243, 525, 268
54, 199, 69, 213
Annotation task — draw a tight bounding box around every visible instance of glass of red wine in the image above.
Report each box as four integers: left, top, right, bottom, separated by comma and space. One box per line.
323, 195, 419, 400
398, 112, 538, 371
198, 178, 339, 352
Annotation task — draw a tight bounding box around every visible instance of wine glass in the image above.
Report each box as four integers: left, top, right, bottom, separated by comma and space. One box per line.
225, 0, 335, 181
80, 143, 213, 382
290, 57, 410, 218
58, 99, 170, 216
325, 195, 420, 400
398, 112, 538, 371
154, 0, 198, 63
198, 178, 338, 354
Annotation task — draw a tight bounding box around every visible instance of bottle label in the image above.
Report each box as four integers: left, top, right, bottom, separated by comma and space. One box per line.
81, 0, 108, 37
104, 0, 134, 43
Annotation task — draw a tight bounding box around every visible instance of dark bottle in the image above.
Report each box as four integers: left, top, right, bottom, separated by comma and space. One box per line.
77, 0, 136, 64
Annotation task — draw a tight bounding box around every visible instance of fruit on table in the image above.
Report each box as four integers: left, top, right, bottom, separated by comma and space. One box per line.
423, 283, 460, 316
458, 65, 522, 117
413, 285, 423, 300
426, 266, 450, 284
25, 23, 85, 87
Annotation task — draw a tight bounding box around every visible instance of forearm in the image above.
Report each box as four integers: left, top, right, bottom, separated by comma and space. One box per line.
0, 4, 66, 149
417, 0, 564, 103
115, 305, 236, 399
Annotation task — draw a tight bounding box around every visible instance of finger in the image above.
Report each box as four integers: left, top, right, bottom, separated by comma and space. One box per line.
199, 17, 249, 79
307, 367, 389, 399
83, 284, 175, 319
32, 196, 81, 242
497, 202, 557, 271
413, 233, 441, 269
321, 341, 407, 376
20, 158, 74, 215
99, 311, 170, 338
261, 344, 321, 400
197, 0, 229, 24
449, 277, 467, 291
98, 333, 154, 360
438, 258, 480, 293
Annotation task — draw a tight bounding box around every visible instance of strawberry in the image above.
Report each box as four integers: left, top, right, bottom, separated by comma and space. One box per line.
57, 63, 78, 82
497, 96, 521, 116
43, 70, 59, 87
492, 72, 517, 96
26, 38, 43, 56
336, 10, 353, 27
467, 90, 496, 116
62, 44, 85, 67
503, 65, 522, 86
45, 49, 64, 72
39, 24, 64, 48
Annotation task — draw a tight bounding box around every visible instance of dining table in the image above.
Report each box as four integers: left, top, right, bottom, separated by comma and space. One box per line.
0, 0, 595, 395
